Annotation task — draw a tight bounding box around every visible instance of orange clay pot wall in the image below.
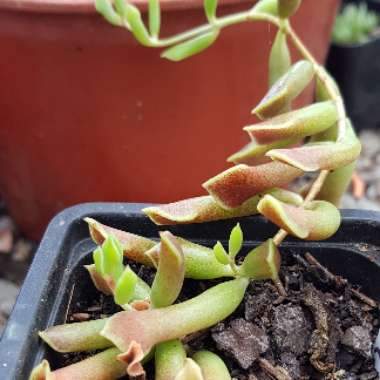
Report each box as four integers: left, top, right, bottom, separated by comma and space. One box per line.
0, 0, 341, 239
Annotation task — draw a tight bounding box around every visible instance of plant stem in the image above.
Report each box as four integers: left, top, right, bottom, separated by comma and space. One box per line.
150, 11, 279, 47
284, 24, 346, 141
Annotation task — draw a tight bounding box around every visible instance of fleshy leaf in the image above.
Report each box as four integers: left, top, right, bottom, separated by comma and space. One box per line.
239, 239, 281, 280
213, 241, 229, 265
150, 231, 185, 308
118, 341, 146, 378
310, 120, 356, 206
315, 73, 340, 102
228, 137, 299, 165
193, 350, 231, 380
85, 218, 155, 266
114, 266, 138, 306
252, 60, 315, 119
39, 319, 112, 353
161, 30, 219, 62
267, 120, 361, 171
85, 264, 113, 295
269, 29, 291, 87
93, 247, 104, 276
229, 223, 243, 259
125, 3, 152, 46
317, 162, 356, 206
148, 0, 161, 37
35, 348, 125, 380
203, 162, 303, 209
101, 235, 124, 281
252, 0, 278, 16
245, 101, 338, 144
95, 0, 122, 26
144, 189, 303, 225
278, 0, 301, 18
29, 360, 52, 380
156, 340, 187, 380
101, 278, 249, 354
143, 195, 261, 225
175, 358, 204, 380
114, 0, 128, 19
87, 218, 233, 279
257, 195, 341, 240
204, 0, 218, 22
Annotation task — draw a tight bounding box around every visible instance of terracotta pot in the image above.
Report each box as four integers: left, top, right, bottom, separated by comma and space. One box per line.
0, 0, 340, 239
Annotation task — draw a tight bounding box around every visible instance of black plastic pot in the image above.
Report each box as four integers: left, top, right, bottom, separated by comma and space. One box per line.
1, 203, 380, 379
327, 0, 380, 131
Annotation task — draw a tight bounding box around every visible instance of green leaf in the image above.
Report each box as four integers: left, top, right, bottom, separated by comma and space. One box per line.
148, 0, 161, 38
114, 266, 138, 306
192, 350, 231, 380
150, 231, 185, 308
93, 247, 104, 275
213, 241, 229, 265
155, 340, 186, 380
161, 30, 219, 62
95, 0, 122, 26
228, 223, 243, 258
125, 3, 152, 46
252, 0, 278, 16
204, 0, 218, 22
102, 235, 124, 281
252, 60, 315, 120
239, 239, 281, 280
269, 29, 291, 87
114, 0, 128, 19
102, 278, 249, 355
278, 0, 301, 18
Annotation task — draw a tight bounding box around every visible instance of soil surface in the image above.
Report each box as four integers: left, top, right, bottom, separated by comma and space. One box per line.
63, 250, 380, 380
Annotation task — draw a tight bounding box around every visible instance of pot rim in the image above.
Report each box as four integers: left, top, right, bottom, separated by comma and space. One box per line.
0, 0, 253, 14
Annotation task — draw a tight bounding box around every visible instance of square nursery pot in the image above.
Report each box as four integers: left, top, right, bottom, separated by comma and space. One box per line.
0, 0, 341, 241
327, 0, 380, 131
1, 203, 380, 378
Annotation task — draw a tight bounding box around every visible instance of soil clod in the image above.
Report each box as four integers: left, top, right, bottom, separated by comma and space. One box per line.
212, 318, 269, 369
342, 326, 373, 359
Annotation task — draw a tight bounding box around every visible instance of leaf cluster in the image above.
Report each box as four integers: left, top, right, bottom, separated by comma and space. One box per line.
332, 3, 379, 45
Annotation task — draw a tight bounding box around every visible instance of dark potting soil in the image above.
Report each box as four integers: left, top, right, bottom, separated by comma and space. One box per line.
61, 252, 380, 380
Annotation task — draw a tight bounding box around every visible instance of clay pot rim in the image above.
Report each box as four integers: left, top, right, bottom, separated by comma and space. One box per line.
0, 0, 252, 14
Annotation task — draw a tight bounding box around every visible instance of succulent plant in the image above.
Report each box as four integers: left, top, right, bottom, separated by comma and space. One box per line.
332, 2, 379, 45
30, 0, 361, 379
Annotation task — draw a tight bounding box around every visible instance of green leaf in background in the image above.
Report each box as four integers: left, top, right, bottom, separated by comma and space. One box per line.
204, 0, 218, 22
102, 235, 124, 281
114, 266, 138, 305
95, 0, 123, 26
148, 0, 161, 38
125, 3, 153, 46
228, 223, 243, 259
161, 30, 219, 61
332, 3, 378, 45
213, 241, 230, 265
278, 0, 301, 19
